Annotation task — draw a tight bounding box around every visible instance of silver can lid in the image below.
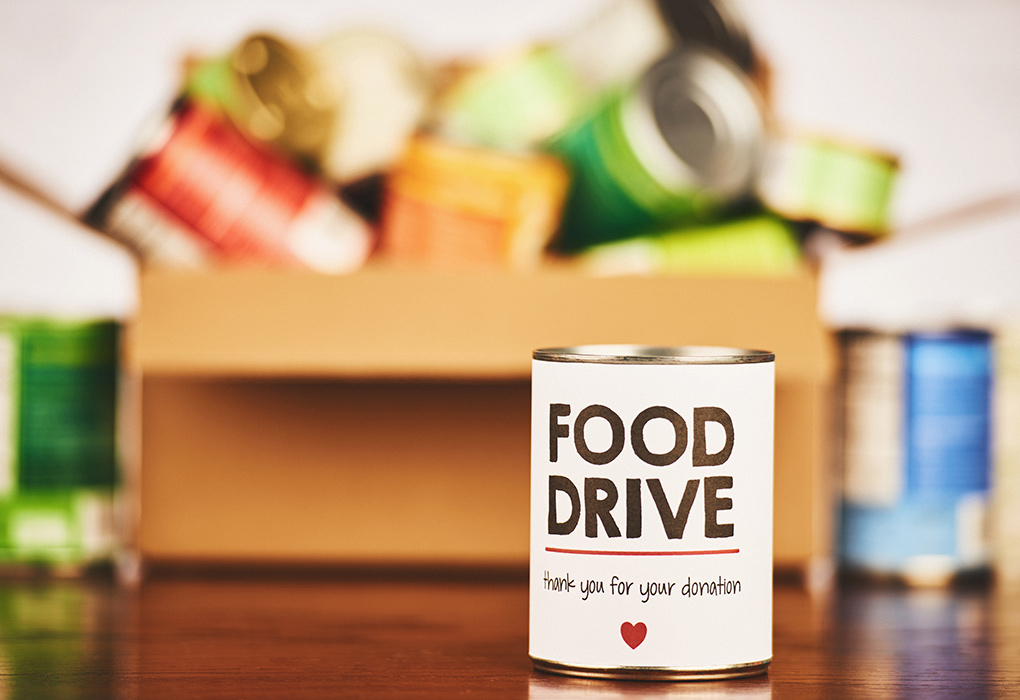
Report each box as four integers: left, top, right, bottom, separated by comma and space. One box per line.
638, 48, 765, 199
533, 345, 774, 365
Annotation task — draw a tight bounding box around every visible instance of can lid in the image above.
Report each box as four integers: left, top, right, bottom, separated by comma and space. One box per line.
635, 48, 764, 199
230, 34, 339, 160
533, 345, 774, 364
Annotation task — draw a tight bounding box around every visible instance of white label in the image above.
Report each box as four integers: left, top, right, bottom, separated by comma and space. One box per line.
105, 187, 213, 268
286, 193, 372, 274
530, 359, 774, 671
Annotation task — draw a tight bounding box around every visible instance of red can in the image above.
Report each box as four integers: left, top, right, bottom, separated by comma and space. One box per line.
95, 101, 372, 273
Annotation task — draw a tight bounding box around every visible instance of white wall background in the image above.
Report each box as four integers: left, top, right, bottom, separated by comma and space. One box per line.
1, 0, 1018, 326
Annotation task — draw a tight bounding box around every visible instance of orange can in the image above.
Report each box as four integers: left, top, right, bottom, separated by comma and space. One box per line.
380, 135, 569, 269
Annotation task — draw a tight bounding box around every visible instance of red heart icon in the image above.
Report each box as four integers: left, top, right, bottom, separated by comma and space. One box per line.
620, 621, 647, 649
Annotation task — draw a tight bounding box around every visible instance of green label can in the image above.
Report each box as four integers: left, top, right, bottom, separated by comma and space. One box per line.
550, 49, 765, 252
0, 318, 119, 567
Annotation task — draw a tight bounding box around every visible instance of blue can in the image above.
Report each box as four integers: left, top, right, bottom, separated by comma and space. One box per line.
840, 330, 993, 585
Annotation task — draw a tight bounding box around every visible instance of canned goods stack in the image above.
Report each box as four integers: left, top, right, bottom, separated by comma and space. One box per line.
91, 101, 372, 273
82, 1, 902, 274
0, 318, 120, 573
413, 0, 794, 271
88, 28, 436, 273
838, 330, 994, 586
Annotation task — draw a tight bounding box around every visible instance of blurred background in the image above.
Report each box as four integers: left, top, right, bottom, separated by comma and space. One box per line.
0, 0, 1019, 588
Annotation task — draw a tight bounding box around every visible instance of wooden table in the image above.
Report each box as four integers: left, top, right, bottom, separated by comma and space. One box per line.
1, 571, 1018, 698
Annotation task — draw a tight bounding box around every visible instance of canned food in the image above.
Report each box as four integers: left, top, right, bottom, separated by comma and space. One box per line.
90, 100, 372, 273
380, 134, 569, 268
311, 29, 431, 182
550, 48, 765, 252
758, 134, 899, 238
580, 213, 802, 277
185, 33, 340, 166
655, 0, 757, 74
431, 45, 587, 151
560, 0, 757, 92
531, 346, 774, 680
839, 330, 993, 586
0, 318, 119, 571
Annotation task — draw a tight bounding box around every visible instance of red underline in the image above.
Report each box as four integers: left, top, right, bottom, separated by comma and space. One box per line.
545, 547, 740, 556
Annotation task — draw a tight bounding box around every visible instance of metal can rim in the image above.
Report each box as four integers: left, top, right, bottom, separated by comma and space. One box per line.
533, 345, 774, 365
531, 655, 771, 681
636, 47, 765, 198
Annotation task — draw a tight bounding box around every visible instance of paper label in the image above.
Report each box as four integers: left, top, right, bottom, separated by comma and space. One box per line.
529, 359, 774, 671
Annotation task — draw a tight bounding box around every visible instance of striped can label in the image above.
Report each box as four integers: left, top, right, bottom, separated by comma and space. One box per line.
839, 330, 992, 585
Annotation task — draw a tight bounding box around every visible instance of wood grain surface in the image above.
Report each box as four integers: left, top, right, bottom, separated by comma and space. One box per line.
0, 573, 1017, 698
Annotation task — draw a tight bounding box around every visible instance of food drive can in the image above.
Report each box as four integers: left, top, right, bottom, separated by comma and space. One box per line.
530, 346, 774, 680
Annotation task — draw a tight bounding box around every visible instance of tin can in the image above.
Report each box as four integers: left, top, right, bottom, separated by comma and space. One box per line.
549, 48, 765, 253
89, 100, 372, 273
559, 0, 757, 93
431, 45, 587, 151
530, 346, 774, 680
654, 0, 757, 75
311, 29, 431, 183
580, 213, 802, 277
184, 33, 340, 167
380, 134, 569, 269
758, 133, 899, 239
557, 0, 670, 95
0, 318, 119, 572
993, 327, 1020, 586
839, 330, 993, 586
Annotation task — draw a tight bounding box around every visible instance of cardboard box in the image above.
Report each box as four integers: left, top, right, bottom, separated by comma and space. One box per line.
126, 265, 836, 574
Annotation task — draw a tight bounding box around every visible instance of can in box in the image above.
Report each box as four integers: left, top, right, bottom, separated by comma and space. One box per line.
530, 346, 774, 680
89, 100, 372, 272
380, 134, 568, 269
549, 48, 765, 252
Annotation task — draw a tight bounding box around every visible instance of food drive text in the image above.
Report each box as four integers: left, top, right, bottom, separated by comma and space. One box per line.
546, 403, 736, 540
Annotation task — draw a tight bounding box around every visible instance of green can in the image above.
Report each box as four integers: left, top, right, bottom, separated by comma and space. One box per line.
580, 213, 802, 277
758, 134, 899, 238
0, 318, 120, 569
549, 48, 765, 253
